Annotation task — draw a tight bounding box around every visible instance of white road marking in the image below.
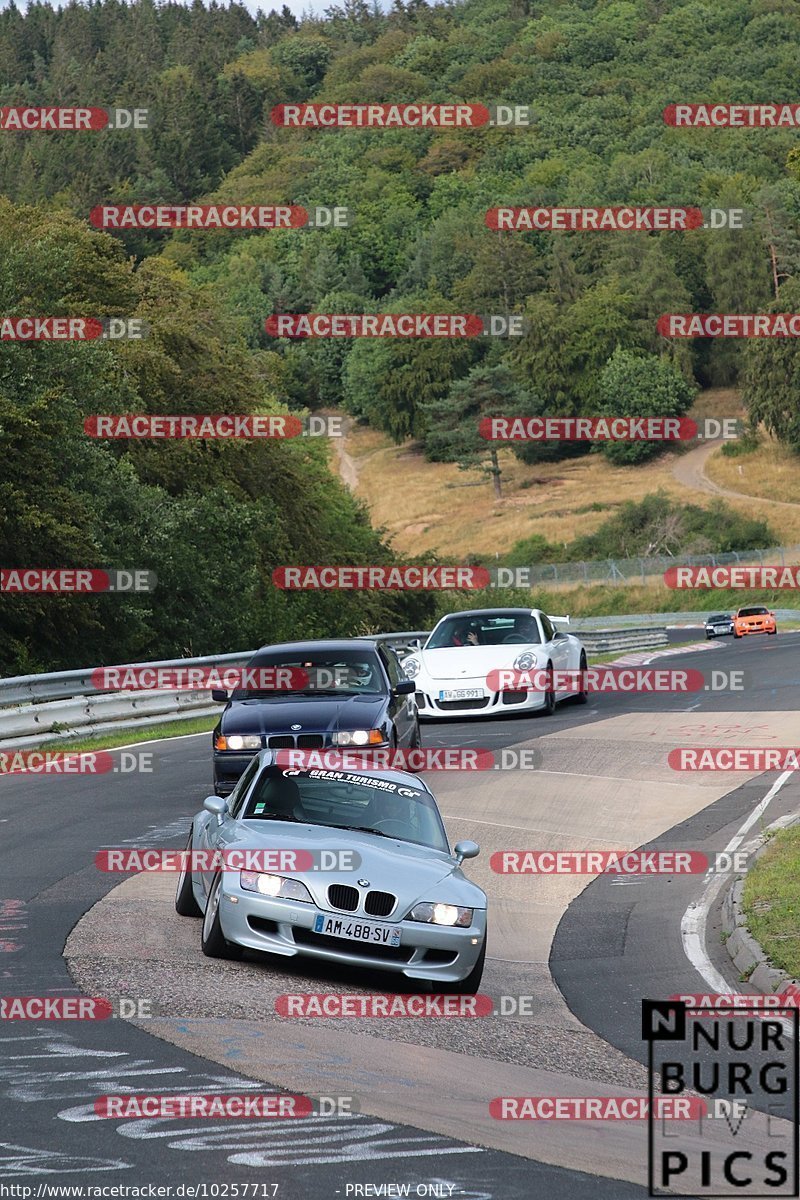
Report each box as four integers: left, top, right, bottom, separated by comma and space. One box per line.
680, 770, 793, 996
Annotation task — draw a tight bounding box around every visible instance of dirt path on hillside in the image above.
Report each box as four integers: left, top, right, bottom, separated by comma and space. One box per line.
672, 438, 800, 510
332, 415, 359, 491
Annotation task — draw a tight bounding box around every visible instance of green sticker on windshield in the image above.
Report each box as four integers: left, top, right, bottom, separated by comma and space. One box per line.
254, 803, 266, 813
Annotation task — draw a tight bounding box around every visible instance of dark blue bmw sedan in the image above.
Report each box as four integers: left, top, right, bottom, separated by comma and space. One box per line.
211, 639, 419, 796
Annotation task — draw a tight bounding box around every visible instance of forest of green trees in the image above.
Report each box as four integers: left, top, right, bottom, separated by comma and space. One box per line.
2, 0, 799, 671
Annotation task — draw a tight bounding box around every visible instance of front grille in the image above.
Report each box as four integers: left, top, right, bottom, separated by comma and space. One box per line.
293, 928, 413, 962
436, 697, 489, 711
364, 890, 395, 917
328, 884, 359, 912
266, 733, 325, 749
501, 690, 528, 705
297, 734, 324, 748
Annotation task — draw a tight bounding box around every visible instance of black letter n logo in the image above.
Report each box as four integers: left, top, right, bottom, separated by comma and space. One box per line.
642, 1000, 686, 1043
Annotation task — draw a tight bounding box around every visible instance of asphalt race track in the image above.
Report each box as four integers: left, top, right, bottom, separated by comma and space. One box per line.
1, 629, 798, 1195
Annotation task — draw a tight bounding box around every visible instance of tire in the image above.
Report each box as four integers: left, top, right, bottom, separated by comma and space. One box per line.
574, 652, 588, 704
201, 874, 243, 959
437, 937, 486, 995
539, 663, 556, 716
734, 631, 741, 639
175, 830, 202, 917
769, 627, 777, 635
409, 718, 421, 749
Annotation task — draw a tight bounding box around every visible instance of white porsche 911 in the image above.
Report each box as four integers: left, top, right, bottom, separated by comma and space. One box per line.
401, 608, 588, 719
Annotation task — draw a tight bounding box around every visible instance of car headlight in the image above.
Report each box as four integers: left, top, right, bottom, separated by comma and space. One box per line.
403, 657, 420, 679
240, 871, 312, 902
408, 902, 474, 927
223, 735, 262, 751
513, 652, 536, 671
332, 729, 385, 746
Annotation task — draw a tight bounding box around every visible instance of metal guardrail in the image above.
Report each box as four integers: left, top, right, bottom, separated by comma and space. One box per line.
0, 625, 674, 750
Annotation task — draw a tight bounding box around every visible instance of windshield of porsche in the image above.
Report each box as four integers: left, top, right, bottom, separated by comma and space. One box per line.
232, 649, 385, 699
426, 613, 541, 649
242, 766, 449, 852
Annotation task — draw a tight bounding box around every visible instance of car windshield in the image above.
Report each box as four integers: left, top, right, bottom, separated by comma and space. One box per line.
241, 765, 449, 852
738, 607, 768, 617
426, 613, 541, 649
231, 649, 385, 699
708, 614, 729, 622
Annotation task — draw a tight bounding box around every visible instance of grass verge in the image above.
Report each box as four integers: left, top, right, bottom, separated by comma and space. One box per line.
34, 715, 216, 754
741, 824, 800, 980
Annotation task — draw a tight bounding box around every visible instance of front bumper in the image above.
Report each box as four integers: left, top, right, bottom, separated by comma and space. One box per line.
735, 621, 775, 636
213, 876, 487, 983
706, 624, 733, 637
414, 676, 546, 719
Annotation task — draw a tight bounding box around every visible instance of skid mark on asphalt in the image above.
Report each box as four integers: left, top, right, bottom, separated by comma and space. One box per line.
0, 1030, 481, 1170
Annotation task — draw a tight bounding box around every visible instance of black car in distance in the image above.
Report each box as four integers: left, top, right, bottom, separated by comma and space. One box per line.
211, 639, 419, 796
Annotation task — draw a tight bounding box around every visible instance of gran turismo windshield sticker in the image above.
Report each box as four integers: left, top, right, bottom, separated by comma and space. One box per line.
281, 767, 422, 797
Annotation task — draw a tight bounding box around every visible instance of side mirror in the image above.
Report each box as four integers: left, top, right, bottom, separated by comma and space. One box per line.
454, 840, 480, 864
211, 688, 229, 702
203, 795, 228, 825
394, 679, 415, 695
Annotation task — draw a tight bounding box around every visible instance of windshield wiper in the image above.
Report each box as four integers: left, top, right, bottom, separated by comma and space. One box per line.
324, 823, 391, 838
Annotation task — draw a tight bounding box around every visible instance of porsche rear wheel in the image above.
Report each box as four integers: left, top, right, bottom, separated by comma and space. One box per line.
575, 652, 588, 704
201, 874, 242, 959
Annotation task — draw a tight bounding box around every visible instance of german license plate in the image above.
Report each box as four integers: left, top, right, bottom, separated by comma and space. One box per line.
314, 913, 401, 947
439, 688, 483, 701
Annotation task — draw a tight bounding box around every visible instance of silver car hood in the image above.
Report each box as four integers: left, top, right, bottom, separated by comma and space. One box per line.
208, 818, 485, 911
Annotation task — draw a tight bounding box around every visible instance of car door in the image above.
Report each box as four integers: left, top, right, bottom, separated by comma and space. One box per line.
198, 756, 260, 897
379, 645, 415, 746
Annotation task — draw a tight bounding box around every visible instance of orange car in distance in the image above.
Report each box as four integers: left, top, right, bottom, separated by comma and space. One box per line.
733, 605, 777, 638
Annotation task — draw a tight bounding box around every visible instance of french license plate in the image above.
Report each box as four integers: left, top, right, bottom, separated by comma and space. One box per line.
314, 913, 401, 947
439, 688, 483, 701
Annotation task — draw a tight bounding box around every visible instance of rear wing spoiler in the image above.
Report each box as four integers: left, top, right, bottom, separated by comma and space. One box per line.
547, 614, 570, 627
